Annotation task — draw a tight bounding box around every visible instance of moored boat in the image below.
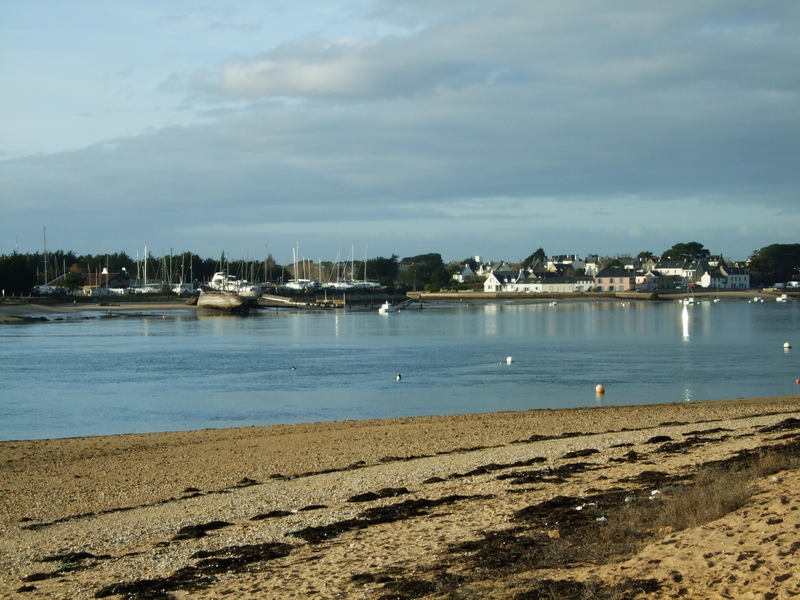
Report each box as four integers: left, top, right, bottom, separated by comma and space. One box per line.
378, 301, 398, 314
197, 289, 248, 313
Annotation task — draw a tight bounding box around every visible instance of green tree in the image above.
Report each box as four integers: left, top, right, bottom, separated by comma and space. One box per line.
636, 250, 655, 263
462, 257, 478, 271
396, 253, 444, 290
662, 242, 710, 262
522, 247, 547, 275
400, 253, 444, 265
366, 255, 399, 286
63, 270, 85, 293
430, 265, 452, 289
747, 244, 800, 285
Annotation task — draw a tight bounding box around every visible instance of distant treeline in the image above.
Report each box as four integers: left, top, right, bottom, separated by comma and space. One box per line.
0, 249, 468, 296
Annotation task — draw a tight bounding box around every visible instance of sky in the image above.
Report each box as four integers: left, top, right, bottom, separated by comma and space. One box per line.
1, 1, 799, 265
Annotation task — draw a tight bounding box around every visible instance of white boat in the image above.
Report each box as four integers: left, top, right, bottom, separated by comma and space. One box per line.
196, 289, 247, 313
378, 301, 399, 314
680, 287, 698, 305
210, 272, 261, 303
750, 296, 764, 303
284, 279, 321, 292
776, 294, 792, 303
172, 282, 194, 296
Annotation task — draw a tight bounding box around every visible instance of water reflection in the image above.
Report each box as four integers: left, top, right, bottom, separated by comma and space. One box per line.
681, 306, 690, 340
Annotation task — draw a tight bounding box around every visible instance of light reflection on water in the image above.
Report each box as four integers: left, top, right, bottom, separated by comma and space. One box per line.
1, 299, 798, 440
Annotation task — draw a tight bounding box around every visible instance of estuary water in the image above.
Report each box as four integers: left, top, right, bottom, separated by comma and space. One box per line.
1, 298, 799, 441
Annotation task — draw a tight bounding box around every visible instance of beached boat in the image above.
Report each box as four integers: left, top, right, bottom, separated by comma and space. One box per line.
209, 272, 262, 304
196, 289, 247, 313
776, 294, 792, 302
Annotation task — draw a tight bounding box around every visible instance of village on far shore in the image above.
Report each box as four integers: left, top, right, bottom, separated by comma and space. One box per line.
460, 253, 758, 294
20, 246, 799, 300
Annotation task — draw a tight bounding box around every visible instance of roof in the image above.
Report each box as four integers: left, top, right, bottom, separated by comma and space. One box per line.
656, 259, 686, 269
595, 268, 630, 277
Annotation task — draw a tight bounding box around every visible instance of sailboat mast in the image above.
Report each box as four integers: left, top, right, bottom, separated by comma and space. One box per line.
42, 226, 47, 285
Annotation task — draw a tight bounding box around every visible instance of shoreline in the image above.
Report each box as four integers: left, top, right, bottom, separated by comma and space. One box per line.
2, 396, 800, 598
0, 289, 785, 324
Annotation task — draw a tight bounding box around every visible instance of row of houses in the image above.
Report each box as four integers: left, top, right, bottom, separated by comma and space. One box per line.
467, 256, 751, 294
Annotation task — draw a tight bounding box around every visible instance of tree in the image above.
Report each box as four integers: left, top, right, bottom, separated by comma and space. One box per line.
636, 250, 655, 263
400, 253, 444, 265
430, 265, 452, 289
63, 270, 85, 293
462, 257, 478, 271
396, 254, 444, 290
366, 255, 399, 286
661, 242, 710, 262
747, 244, 800, 285
0, 254, 37, 295
522, 248, 546, 271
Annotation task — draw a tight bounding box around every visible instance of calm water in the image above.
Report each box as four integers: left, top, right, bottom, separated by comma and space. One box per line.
1, 299, 798, 440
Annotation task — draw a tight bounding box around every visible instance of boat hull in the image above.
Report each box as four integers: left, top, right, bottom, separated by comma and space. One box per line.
197, 290, 247, 313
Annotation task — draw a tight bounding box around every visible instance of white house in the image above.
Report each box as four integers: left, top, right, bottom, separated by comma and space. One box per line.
483, 271, 531, 292
538, 276, 594, 293
452, 264, 476, 283
483, 273, 592, 294
583, 255, 601, 277
700, 266, 751, 289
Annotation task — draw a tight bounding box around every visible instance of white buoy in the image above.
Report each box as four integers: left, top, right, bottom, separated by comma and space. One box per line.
785, 341, 792, 349
506, 356, 514, 364
595, 384, 605, 394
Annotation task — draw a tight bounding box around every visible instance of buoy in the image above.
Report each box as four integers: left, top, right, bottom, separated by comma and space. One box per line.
506, 356, 514, 364
396, 374, 402, 381
162, 315, 166, 319
785, 341, 792, 349
796, 379, 800, 384
595, 384, 605, 394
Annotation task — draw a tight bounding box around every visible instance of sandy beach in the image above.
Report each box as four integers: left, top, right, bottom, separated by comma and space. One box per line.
3, 397, 800, 599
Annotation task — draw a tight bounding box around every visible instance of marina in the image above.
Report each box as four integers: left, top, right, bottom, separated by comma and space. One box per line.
1, 298, 798, 441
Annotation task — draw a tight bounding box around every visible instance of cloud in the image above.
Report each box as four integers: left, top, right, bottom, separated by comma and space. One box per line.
187, 36, 507, 101
3, 1, 800, 261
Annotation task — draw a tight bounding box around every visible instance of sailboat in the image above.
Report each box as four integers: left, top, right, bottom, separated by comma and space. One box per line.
680, 282, 697, 305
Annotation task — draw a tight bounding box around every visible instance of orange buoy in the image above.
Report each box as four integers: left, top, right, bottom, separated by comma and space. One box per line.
595, 384, 605, 394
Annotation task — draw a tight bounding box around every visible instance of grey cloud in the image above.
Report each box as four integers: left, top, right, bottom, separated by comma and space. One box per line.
4, 0, 799, 260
